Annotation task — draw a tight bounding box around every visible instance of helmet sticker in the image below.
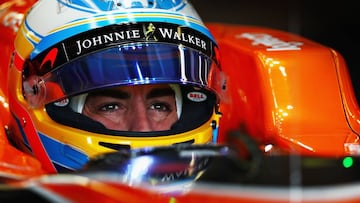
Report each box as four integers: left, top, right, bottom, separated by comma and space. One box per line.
187, 91, 207, 102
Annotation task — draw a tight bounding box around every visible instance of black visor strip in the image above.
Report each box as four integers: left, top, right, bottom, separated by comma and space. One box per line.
29, 22, 218, 76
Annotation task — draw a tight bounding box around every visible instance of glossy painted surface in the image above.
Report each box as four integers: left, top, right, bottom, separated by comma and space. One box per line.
0, 0, 44, 178
0, 1, 360, 202
209, 23, 360, 156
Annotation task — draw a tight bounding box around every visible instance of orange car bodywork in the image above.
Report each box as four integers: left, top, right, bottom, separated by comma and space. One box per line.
0, 0, 45, 178
6, 174, 360, 203
210, 24, 360, 156
0, 1, 360, 202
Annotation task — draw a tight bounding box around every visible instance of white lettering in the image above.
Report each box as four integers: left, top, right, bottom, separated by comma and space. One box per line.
82, 39, 92, 49
237, 33, 303, 51
92, 36, 102, 46
75, 40, 82, 55
187, 35, 194, 44
201, 41, 207, 49
173, 31, 181, 40
103, 34, 114, 43
114, 32, 125, 40
75, 30, 141, 55
158, 28, 172, 38
159, 28, 207, 50
181, 33, 188, 42
195, 38, 201, 47
133, 30, 140, 38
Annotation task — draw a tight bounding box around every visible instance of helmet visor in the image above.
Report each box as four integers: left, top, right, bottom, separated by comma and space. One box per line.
27, 42, 219, 105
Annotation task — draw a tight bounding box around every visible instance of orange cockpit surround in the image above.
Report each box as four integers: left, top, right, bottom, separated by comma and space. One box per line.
209, 23, 360, 156
0, 0, 37, 127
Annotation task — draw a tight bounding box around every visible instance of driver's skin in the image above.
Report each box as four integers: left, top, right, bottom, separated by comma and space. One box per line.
82, 84, 178, 132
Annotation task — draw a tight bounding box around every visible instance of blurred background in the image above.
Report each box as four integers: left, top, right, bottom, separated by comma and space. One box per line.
190, 0, 359, 101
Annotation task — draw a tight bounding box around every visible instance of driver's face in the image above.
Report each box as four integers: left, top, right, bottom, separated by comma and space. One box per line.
82, 84, 178, 132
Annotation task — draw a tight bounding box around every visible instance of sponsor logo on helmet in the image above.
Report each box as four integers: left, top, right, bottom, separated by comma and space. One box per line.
74, 22, 207, 55
187, 91, 207, 102
31, 22, 217, 75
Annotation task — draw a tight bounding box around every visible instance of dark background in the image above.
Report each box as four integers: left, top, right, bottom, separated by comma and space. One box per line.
190, 0, 359, 100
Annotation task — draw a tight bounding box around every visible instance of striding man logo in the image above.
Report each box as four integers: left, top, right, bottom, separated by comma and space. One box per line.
145, 23, 157, 41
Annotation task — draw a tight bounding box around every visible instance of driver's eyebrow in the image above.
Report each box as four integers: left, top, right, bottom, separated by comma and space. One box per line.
146, 87, 175, 99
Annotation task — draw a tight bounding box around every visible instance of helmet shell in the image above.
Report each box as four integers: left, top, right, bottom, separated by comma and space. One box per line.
9, 0, 224, 173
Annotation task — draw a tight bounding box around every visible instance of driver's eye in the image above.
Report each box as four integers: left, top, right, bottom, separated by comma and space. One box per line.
150, 102, 172, 112
100, 103, 119, 112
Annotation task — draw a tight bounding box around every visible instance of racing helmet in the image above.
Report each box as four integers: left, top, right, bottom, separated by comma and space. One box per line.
8, 0, 224, 173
